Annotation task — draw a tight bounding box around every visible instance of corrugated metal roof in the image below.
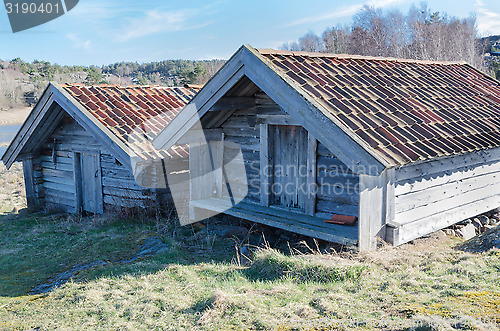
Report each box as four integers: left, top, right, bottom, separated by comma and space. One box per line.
258, 49, 500, 166
61, 84, 198, 160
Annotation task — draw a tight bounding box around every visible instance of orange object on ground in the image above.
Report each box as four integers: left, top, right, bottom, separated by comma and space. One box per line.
324, 214, 358, 226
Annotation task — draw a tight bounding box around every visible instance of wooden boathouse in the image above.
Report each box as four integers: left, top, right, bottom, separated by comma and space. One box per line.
2, 83, 197, 215
153, 45, 500, 250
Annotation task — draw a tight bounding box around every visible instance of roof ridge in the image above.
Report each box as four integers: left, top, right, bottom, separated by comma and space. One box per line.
59, 83, 199, 90
256, 48, 467, 66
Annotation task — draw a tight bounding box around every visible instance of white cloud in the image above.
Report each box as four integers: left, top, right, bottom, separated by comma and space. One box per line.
284, 0, 405, 27
118, 9, 212, 42
475, 0, 500, 36
66, 33, 92, 50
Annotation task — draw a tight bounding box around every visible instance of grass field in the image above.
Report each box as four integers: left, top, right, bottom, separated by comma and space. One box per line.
1, 164, 500, 330
0, 162, 26, 214
0, 211, 499, 330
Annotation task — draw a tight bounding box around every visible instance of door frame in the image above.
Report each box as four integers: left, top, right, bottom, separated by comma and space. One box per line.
260, 124, 317, 215
73, 150, 103, 214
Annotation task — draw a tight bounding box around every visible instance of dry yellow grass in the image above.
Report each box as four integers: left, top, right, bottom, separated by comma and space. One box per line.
0, 155, 499, 330
0, 107, 30, 125
0, 162, 26, 213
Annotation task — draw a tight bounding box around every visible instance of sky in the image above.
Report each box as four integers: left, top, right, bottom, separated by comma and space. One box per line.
0, 0, 499, 66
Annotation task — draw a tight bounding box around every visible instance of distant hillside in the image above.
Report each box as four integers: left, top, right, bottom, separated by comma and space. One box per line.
480, 35, 500, 80
479, 35, 500, 53
0, 58, 225, 111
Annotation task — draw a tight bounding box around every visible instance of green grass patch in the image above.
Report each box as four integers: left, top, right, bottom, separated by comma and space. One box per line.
1, 214, 500, 330
246, 249, 365, 283
0, 214, 156, 296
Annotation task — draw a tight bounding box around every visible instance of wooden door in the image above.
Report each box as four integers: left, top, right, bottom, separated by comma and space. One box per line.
270, 125, 308, 210
75, 152, 103, 214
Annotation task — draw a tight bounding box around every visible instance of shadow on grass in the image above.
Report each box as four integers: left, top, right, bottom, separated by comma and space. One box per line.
0, 212, 366, 298
0, 212, 232, 297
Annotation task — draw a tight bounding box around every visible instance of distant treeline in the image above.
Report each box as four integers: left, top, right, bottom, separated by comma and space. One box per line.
0, 58, 225, 111
282, 3, 499, 77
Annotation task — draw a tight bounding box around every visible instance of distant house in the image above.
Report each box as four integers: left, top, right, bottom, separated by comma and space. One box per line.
154, 45, 500, 251
2, 83, 198, 215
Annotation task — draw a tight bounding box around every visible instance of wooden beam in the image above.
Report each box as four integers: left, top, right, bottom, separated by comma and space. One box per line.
260, 124, 271, 207
73, 152, 83, 215
358, 171, 388, 251
305, 133, 318, 216
210, 97, 255, 112
190, 198, 358, 246
2, 91, 54, 169
256, 115, 302, 126
176, 129, 223, 144
22, 157, 37, 211
384, 168, 396, 228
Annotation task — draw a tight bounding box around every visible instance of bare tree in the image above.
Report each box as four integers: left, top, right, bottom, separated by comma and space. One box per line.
282, 32, 323, 52
322, 25, 350, 54
280, 2, 488, 72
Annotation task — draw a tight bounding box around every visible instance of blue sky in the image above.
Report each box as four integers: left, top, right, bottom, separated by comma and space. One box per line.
0, 0, 499, 65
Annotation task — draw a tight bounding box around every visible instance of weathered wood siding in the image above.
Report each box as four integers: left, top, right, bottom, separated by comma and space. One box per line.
28, 114, 180, 213
316, 142, 360, 217
219, 92, 360, 217
220, 94, 277, 204
390, 148, 500, 245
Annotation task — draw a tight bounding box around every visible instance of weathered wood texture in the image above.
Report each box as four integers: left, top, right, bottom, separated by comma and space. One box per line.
219, 94, 360, 218
200, 91, 362, 245
191, 198, 358, 245
27, 114, 182, 213
316, 142, 360, 217
358, 171, 392, 251
389, 148, 500, 245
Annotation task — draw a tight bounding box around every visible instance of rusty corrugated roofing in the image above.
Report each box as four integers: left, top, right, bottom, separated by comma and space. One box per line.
61, 84, 198, 160
258, 49, 500, 166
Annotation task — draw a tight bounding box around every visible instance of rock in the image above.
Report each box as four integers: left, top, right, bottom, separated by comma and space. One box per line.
457, 219, 472, 226
222, 226, 249, 239
11, 206, 19, 214
484, 225, 496, 231
471, 218, 483, 233
137, 236, 169, 256
191, 222, 206, 230
479, 215, 490, 226
443, 229, 455, 236
456, 224, 477, 240
456, 223, 500, 252
18, 208, 30, 215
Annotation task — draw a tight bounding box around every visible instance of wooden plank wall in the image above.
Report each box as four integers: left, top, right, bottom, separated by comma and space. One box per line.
35, 114, 181, 213
390, 148, 500, 245
220, 94, 280, 204
316, 142, 360, 217
219, 93, 360, 217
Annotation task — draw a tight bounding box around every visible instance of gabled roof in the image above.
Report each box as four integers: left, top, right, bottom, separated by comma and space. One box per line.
258, 49, 500, 166
153, 45, 500, 175
61, 84, 197, 160
2, 83, 198, 170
